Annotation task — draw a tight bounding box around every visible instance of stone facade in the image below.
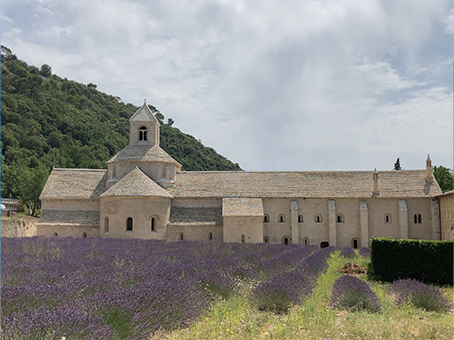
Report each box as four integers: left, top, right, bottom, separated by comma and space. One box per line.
437, 191, 453, 240
37, 102, 444, 247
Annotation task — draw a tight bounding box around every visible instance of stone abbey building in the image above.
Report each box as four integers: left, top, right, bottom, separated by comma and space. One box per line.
37, 103, 444, 248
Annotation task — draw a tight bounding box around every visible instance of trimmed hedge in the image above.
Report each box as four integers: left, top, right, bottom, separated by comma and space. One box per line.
370, 238, 453, 285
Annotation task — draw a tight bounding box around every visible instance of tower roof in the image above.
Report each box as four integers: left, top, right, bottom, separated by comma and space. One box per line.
130, 102, 159, 123
107, 144, 180, 166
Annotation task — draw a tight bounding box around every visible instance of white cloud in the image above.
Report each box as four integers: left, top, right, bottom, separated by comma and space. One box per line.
1, 0, 452, 171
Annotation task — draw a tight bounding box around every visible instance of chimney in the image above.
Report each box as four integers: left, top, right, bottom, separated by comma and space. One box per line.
426, 154, 433, 183
373, 168, 379, 195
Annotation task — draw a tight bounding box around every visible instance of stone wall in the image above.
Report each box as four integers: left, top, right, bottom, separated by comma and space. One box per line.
1, 213, 38, 237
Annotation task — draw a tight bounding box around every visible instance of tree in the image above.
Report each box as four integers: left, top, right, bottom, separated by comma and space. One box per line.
167, 118, 174, 126
39, 64, 52, 77
433, 165, 453, 193
393, 158, 402, 170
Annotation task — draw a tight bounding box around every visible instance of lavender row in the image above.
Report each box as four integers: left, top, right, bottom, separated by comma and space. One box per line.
2, 237, 322, 339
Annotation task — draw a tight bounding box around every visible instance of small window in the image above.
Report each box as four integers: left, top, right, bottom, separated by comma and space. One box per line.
209, 232, 213, 240
180, 232, 184, 240
139, 126, 148, 141
384, 214, 391, 224
104, 217, 109, 233
278, 214, 285, 223
264, 214, 270, 223
126, 217, 133, 231
352, 238, 359, 249
241, 234, 245, 243
151, 217, 156, 232
414, 214, 422, 224
53, 232, 58, 237
298, 215, 303, 223
336, 214, 344, 223
315, 215, 322, 223
82, 232, 87, 238
264, 236, 269, 243
303, 237, 309, 246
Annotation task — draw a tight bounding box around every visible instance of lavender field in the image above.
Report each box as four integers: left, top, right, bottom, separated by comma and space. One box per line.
1, 237, 336, 340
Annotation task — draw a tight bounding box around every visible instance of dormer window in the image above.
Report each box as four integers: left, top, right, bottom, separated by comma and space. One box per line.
139, 126, 148, 142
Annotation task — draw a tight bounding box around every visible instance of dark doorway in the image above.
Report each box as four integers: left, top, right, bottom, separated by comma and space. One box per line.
320, 241, 329, 249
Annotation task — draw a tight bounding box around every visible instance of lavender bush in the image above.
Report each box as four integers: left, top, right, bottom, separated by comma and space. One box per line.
338, 247, 357, 258
330, 275, 381, 313
389, 279, 451, 312
1, 237, 325, 339
358, 247, 371, 258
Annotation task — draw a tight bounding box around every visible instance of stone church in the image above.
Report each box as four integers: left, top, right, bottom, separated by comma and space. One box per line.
37, 102, 443, 248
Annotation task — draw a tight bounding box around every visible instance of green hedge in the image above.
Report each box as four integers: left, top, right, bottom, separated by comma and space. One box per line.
370, 238, 453, 285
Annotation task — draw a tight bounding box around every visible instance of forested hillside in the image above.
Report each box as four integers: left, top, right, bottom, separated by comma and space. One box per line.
1, 46, 241, 215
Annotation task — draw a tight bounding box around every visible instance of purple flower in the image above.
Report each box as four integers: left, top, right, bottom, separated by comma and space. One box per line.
338, 247, 357, 259
330, 275, 381, 313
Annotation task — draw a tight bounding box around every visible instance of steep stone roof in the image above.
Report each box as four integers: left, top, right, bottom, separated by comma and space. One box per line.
37, 210, 99, 226
100, 167, 172, 198
222, 198, 264, 216
169, 207, 222, 225
168, 170, 442, 199
40, 168, 107, 200
130, 102, 159, 122
107, 144, 180, 166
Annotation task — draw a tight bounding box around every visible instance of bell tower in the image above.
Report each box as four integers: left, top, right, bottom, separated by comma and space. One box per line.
129, 100, 160, 146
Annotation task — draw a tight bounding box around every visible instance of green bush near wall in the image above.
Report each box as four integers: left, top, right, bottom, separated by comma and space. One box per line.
370, 238, 453, 285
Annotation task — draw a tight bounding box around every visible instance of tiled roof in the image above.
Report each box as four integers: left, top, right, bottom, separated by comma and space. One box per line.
107, 144, 180, 165
130, 102, 159, 122
40, 169, 107, 200
168, 170, 442, 199
436, 190, 453, 198
169, 207, 222, 225
100, 167, 172, 198
37, 210, 100, 226
222, 198, 263, 216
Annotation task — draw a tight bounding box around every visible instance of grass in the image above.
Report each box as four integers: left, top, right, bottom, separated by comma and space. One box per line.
157, 252, 453, 340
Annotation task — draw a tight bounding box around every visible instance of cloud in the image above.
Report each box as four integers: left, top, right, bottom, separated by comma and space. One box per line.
1, 0, 452, 171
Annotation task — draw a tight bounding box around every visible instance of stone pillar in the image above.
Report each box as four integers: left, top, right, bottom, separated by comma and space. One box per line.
290, 200, 299, 245
328, 200, 336, 247
359, 201, 369, 247
399, 200, 408, 239
430, 198, 441, 240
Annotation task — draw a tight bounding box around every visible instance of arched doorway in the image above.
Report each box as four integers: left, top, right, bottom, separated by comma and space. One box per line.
320, 241, 329, 249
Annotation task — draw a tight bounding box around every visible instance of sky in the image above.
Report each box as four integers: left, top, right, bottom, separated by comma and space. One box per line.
1, 0, 453, 172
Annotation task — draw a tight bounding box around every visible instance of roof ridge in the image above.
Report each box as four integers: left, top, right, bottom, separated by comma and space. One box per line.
52, 168, 107, 172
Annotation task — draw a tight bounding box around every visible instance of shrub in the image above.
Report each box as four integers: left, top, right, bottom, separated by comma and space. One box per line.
371, 238, 453, 285
330, 275, 381, 313
338, 247, 356, 258
389, 279, 451, 312
358, 247, 370, 258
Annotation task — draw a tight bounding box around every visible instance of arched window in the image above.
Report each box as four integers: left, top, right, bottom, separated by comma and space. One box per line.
180, 232, 184, 240
283, 237, 289, 245
241, 234, 245, 243
384, 214, 391, 224
264, 214, 270, 223
104, 217, 109, 233
209, 232, 213, 240
82, 232, 87, 238
53, 232, 58, 237
418, 214, 422, 224
315, 215, 322, 223
151, 217, 156, 232
298, 215, 304, 223
278, 214, 285, 223
139, 126, 148, 141
352, 238, 359, 249
264, 236, 269, 243
126, 217, 133, 231
303, 237, 309, 246
320, 241, 329, 248
336, 214, 344, 223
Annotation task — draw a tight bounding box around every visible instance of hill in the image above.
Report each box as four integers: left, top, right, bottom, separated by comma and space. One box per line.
0, 46, 241, 215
